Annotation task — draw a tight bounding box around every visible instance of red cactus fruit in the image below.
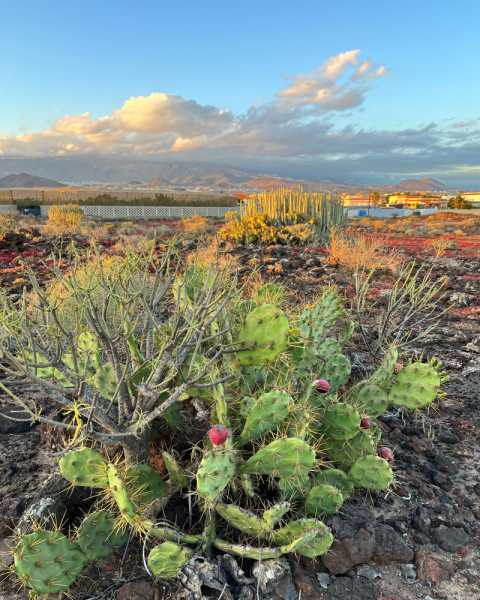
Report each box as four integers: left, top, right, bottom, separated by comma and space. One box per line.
315, 379, 330, 393
209, 424, 228, 446
378, 447, 393, 462
360, 416, 371, 428
339, 386, 346, 394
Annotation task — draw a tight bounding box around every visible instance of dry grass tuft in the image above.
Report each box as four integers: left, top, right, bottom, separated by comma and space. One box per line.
48, 205, 84, 233
179, 215, 216, 239
326, 227, 400, 272
186, 237, 238, 271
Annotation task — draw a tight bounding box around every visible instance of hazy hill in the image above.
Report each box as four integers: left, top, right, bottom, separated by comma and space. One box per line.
389, 177, 456, 192
145, 176, 172, 187
0, 172, 66, 188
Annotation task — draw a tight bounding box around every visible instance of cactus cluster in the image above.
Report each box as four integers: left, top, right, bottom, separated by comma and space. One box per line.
12, 282, 447, 592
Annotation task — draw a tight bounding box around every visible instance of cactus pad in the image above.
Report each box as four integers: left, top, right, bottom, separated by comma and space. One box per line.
304, 484, 344, 515
59, 448, 108, 489
388, 361, 441, 409
213, 539, 282, 559
318, 354, 351, 390
370, 346, 398, 389
351, 381, 389, 417
126, 464, 166, 505
348, 455, 394, 490
238, 437, 315, 478
107, 464, 136, 524
197, 447, 236, 505
320, 403, 361, 440
236, 390, 291, 446
235, 304, 289, 366
14, 530, 87, 595
147, 542, 193, 578
273, 518, 333, 558
216, 504, 265, 537
77, 511, 129, 561
279, 470, 312, 501
323, 431, 374, 468
338, 320, 355, 346
314, 469, 354, 499
162, 451, 188, 488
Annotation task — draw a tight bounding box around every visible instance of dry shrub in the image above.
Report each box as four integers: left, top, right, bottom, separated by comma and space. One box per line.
428, 239, 452, 259
48, 205, 84, 233
428, 212, 451, 221
454, 229, 465, 236
187, 238, 238, 271
0, 211, 19, 231
180, 215, 216, 239
43, 220, 70, 236
370, 220, 387, 229
118, 221, 136, 235
90, 225, 112, 241
359, 217, 372, 226
462, 218, 477, 227
326, 228, 400, 272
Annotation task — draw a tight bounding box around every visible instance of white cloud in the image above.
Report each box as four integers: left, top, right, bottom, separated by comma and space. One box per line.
0, 50, 479, 182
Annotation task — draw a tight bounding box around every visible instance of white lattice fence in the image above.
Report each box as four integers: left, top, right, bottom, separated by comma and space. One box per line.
39, 205, 239, 219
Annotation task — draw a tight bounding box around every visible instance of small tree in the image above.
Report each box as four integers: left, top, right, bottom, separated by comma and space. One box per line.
448, 194, 472, 209
0, 240, 245, 464
371, 191, 381, 206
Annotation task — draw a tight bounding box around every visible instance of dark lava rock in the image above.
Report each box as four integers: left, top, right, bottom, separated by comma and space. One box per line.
368, 523, 414, 566
412, 506, 431, 533
434, 527, 470, 553
434, 451, 459, 475
439, 433, 461, 444
325, 577, 379, 600
0, 407, 31, 433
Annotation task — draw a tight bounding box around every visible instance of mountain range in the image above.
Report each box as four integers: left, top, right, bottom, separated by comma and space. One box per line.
0, 157, 470, 192
0, 172, 65, 188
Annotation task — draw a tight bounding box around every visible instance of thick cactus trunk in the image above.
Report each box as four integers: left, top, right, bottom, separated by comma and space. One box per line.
121, 427, 152, 466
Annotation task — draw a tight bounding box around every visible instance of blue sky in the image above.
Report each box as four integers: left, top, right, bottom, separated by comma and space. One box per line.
2, 0, 480, 184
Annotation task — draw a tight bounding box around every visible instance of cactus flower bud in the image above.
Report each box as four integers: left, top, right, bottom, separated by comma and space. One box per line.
377, 447, 393, 462
209, 424, 228, 446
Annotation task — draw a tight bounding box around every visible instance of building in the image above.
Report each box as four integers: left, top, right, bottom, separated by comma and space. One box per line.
343, 195, 371, 206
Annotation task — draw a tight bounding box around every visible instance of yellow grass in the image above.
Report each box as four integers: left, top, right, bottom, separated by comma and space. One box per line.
325, 227, 400, 272
48, 205, 84, 233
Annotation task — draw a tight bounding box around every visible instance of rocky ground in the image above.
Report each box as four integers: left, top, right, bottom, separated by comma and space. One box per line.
1, 223, 480, 600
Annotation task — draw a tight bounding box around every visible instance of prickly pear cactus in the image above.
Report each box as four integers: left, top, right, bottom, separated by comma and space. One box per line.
236, 390, 291, 446
323, 430, 374, 468
254, 283, 284, 305
14, 530, 87, 595
273, 518, 334, 558
304, 484, 344, 516
162, 451, 188, 488
314, 468, 354, 499
320, 403, 361, 440
59, 447, 108, 488
126, 464, 166, 504
350, 381, 389, 417
235, 304, 289, 366
77, 511, 129, 561
238, 437, 315, 478
389, 360, 443, 409
370, 346, 398, 389
197, 447, 236, 506
348, 455, 394, 490
147, 542, 193, 578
